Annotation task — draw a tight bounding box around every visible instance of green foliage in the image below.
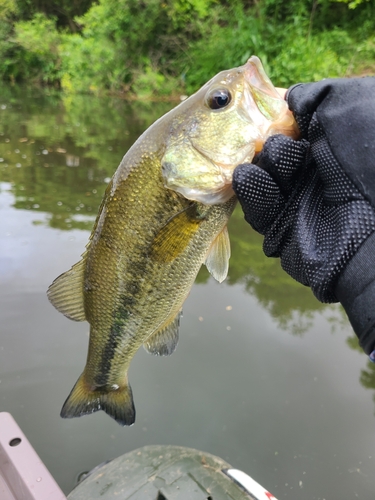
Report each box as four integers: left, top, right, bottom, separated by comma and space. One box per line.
0, 0, 18, 19
270, 28, 354, 86
183, 0, 375, 91
0, 0, 374, 93
0, 0, 94, 83
14, 13, 62, 84
60, 31, 120, 93
0, 0, 21, 81
0, 18, 17, 81
182, 4, 267, 92
334, 0, 369, 9
14, 0, 93, 30
60, 0, 214, 97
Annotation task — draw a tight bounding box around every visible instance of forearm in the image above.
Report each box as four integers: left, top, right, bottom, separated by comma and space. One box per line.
335, 231, 375, 356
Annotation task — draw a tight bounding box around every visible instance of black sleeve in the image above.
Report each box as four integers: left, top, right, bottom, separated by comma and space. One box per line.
335, 231, 375, 355
287, 78, 375, 355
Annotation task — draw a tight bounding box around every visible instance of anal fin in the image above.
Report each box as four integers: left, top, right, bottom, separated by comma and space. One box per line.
205, 226, 231, 283
47, 255, 86, 321
144, 310, 182, 356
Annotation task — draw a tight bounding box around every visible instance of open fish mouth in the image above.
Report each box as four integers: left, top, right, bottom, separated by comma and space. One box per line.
244, 56, 287, 119
244, 56, 297, 137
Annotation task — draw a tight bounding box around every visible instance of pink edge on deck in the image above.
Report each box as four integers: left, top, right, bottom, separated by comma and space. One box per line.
0, 412, 67, 500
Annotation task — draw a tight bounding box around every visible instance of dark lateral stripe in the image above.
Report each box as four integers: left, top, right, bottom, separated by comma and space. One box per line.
93, 274, 143, 387
94, 305, 130, 387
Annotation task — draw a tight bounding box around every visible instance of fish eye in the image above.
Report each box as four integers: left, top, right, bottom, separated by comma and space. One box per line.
205, 88, 232, 110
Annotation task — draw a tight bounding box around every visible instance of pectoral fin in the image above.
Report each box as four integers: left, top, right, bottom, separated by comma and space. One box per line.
150, 205, 203, 262
47, 254, 87, 321
144, 310, 182, 356
205, 226, 231, 283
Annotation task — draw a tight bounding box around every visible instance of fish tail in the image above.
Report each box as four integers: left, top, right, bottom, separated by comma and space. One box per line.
60, 373, 135, 426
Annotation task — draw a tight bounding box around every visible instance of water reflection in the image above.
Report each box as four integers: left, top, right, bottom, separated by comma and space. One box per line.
0, 85, 174, 230
346, 333, 375, 406
0, 83, 358, 337
1, 85, 375, 497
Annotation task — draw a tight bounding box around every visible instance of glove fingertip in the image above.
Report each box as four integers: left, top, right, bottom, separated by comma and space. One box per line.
258, 134, 309, 166
232, 162, 254, 193
233, 163, 269, 202
233, 163, 283, 235
232, 163, 279, 202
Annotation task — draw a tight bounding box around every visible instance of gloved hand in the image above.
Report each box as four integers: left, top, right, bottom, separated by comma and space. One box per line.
233, 77, 375, 357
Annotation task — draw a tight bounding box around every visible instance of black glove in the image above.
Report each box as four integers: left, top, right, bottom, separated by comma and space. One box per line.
233, 77, 375, 357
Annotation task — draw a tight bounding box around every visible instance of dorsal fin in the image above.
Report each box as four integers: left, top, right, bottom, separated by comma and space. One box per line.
143, 310, 182, 356
47, 254, 87, 321
205, 226, 231, 283
47, 181, 111, 322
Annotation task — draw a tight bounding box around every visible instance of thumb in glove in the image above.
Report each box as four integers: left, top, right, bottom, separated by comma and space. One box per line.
233, 134, 310, 240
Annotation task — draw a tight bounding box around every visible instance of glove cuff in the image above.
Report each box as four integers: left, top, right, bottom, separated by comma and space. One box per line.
335, 230, 375, 354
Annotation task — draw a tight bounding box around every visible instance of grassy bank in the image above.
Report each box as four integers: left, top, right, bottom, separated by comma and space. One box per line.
0, 0, 374, 98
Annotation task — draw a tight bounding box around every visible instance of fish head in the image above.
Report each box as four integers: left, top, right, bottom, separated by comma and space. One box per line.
161, 56, 297, 204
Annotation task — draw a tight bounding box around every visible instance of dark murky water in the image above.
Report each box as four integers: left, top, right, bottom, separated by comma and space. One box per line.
1, 85, 375, 499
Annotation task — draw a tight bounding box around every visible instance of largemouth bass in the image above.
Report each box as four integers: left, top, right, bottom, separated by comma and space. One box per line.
48, 56, 297, 426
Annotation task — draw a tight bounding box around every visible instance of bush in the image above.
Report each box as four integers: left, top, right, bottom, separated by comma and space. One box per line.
60, 0, 214, 97
184, 1, 375, 92
14, 13, 62, 84
0, 0, 374, 94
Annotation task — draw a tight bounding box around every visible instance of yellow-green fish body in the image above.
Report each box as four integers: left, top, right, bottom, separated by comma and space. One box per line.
48, 56, 297, 425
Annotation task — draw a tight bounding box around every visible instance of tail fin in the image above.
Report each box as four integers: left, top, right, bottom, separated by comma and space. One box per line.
60, 373, 135, 426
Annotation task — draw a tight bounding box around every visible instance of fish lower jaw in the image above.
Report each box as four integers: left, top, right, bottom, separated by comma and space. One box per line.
170, 182, 235, 205
165, 155, 247, 204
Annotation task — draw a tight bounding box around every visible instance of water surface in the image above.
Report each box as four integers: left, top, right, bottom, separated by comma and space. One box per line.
1, 86, 375, 499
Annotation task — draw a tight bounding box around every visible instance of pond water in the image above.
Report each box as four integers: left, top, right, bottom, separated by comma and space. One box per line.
1, 85, 375, 499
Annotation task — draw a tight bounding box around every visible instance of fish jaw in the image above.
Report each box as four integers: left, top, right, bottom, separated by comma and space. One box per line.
161, 138, 247, 204
243, 56, 298, 139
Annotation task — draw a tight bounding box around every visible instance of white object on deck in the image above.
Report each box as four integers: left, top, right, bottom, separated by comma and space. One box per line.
225, 468, 278, 499
0, 412, 67, 500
